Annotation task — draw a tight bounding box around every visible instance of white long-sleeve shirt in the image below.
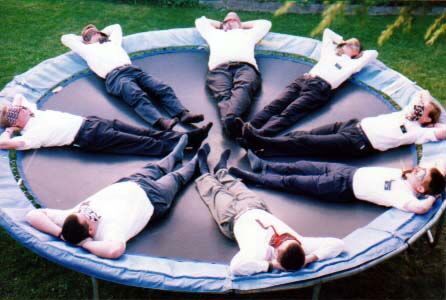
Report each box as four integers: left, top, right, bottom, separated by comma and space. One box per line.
61, 24, 131, 78
195, 16, 272, 70
230, 209, 345, 276
352, 167, 419, 211
11, 96, 84, 150
360, 92, 440, 151
309, 28, 378, 89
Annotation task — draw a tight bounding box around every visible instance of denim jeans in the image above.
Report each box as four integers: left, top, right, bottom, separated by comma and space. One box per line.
250, 75, 331, 136
118, 151, 197, 220
206, 62, 261, 127
244, 119, 375, 157
72, 116, 182, 156
251, 161, 357, 202
105, 65, 186, 125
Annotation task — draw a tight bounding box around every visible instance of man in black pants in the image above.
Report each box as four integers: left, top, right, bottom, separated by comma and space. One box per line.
249, 29, 378, 136
238, 90, 446, 157
61, 24, 204, 130
0, 94, 212, 154
229, 152, 446, 214
195, 13, 271, 137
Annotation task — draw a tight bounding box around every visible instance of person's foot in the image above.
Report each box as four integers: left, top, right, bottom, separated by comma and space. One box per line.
247, 149, 266, 173
155, 117, 179, 130
186, 122, 213, 150
214, 149, 231, 173
171, 135, 188, 162
179, 110, 204, 124
224, 117, 244, 139
197, 143, 211, 174
242, 123, 264, 152
229, 167, 263, 184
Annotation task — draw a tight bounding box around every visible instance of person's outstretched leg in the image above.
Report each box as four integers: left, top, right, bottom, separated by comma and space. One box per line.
75, 117, 183, 156
148, 143, 210, 219
258, 78, 331, 136
135, 70, 189, 119
214, 149, 231, 173
198, 144, 211, 175
249, 78, 303, 130
117, 135, 188, 184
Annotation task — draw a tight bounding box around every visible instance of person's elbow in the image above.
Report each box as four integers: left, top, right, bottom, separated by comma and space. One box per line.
405, 202, 432, 215
107, 242, 126, 259
25, 209, 43, 226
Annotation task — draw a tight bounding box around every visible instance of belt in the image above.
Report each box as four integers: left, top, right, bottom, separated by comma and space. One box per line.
302, 73, 332, 88
106, 64, 133, 78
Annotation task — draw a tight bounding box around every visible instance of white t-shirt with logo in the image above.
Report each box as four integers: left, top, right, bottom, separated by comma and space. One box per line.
43, 181, 154, 243
352, 167, 419, 211
11, 98, 84, 150
309, 28, 378, 89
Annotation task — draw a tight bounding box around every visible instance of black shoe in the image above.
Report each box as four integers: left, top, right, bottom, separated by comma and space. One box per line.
179, 111, 204, 124
186, 122, 213, 150
224, 117, 244, 139
154, 117, 179, 130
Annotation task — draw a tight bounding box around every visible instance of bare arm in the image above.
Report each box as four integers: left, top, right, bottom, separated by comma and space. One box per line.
81, 240, 126, 259
26, 209, 62, 237
0, 129, 24, 150
403, 195, 437, 214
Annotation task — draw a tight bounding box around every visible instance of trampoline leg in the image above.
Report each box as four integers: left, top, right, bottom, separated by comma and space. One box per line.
312, 284, 322, 300
431, 210, 446, 248
91, 277, 99, 300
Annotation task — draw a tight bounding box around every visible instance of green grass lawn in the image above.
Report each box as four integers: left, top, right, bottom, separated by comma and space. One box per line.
0, 0, 445, 299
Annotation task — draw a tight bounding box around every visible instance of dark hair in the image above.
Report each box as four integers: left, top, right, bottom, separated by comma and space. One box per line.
277, 241, 305, 271
426, 168, 446, 195
61, 214, 90, 244
428, 102, 442, 124
0, 105, 9, 128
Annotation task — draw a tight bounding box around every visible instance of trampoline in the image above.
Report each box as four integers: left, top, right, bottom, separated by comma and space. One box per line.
0, 28, 445, 294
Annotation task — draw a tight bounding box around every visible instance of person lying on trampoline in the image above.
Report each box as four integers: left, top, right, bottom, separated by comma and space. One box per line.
244, 28, 378, 137
61, 24, 204, 130
229, 152, 446, 215
237, 90, 446, 157
26, 136, 207, 259
195, 147, 344, 276
195, 12, 271, 137
0, 94, 212, 154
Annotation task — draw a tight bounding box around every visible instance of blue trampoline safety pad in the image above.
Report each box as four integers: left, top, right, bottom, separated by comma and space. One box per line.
0, 28, 445, 293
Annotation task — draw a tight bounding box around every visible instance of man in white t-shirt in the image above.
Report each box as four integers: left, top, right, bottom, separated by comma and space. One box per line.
26, 136, 208, 258
239, 90, 446, 157
229, 153, 446, 215
195, 13, 271, 137
194, 147, 344, 276
61, 24, 204, 130
245, 28, 378, 136
0, 94, 211, 153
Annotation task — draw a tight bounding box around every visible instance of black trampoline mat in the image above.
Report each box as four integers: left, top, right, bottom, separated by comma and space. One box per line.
19, 50, 415, 263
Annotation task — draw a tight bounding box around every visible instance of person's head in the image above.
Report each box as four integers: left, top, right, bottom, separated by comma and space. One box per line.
336, 38, 363, 58
275, 240, 306, 271
221, 12, 242, 31
61, 213, 98, 244
0, 104, 32, 129
81, 24, 109, 44
403, 166, 446, 196
418, 101, 442, 126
